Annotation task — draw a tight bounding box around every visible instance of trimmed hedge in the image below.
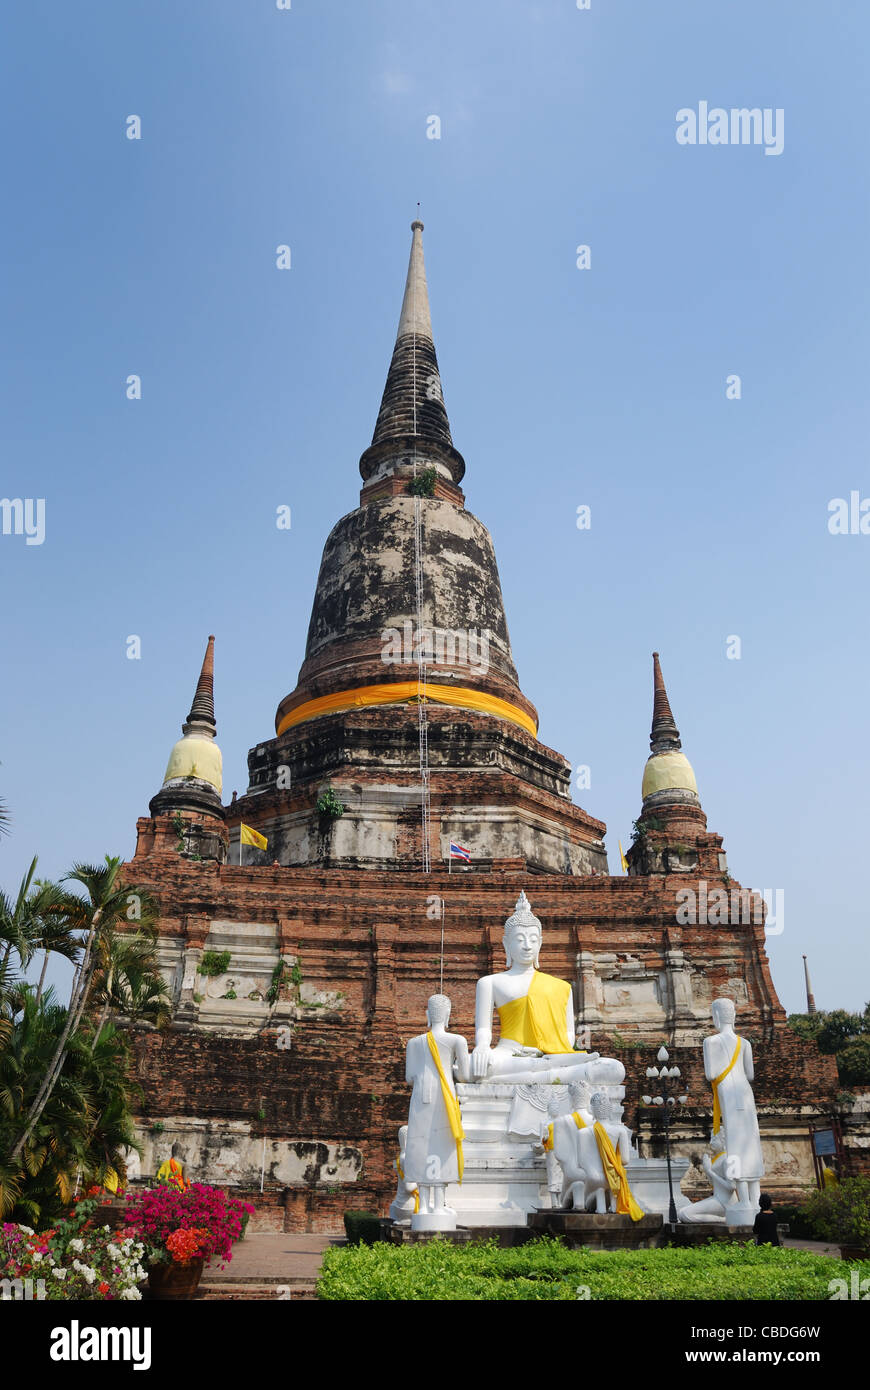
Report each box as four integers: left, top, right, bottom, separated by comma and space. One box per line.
317, 1236, 869, 1301
343, 1210, 384, 1246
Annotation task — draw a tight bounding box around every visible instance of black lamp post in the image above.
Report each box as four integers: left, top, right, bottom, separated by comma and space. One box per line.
641, 1045, 689, 1225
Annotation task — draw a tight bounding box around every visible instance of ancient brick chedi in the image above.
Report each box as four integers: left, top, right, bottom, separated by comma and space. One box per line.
125, 223, 850, 1230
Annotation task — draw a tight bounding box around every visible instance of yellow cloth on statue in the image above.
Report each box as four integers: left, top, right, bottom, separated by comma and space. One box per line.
542, 1123, 555, 1152
593, 1122, 644, 1222
426, 1031, 465, 1184
496, 971, 574, 1055
572, 1112, 586, 1130
711, 1038, 741, 1135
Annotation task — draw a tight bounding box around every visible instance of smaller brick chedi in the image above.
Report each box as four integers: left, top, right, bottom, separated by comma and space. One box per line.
124, 223, 846, 1229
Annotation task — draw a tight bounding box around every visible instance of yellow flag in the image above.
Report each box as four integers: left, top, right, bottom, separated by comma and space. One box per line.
618, 839, 628, 874
240, 823, 268, 850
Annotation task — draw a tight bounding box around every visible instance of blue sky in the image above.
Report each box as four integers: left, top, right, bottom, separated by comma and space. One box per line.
1, 1, 868, 1016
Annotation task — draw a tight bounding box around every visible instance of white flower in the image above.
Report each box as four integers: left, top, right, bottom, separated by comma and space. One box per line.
53, 1269, 67, 1281
68, 1239, 84, 1253
32, 1252, 43, 1264
17, 1226, 34, 1236
119, 1286, 142, 1300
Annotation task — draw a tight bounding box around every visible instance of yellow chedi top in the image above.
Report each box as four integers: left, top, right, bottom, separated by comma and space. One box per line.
163, 735, 223, 794
497, 970, 573, 1055
641, 750, 697, 801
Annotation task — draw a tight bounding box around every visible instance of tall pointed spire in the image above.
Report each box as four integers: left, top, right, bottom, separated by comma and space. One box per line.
147, 634, 226, 858
802, 955, 817, 1014
359, 222, 465, 487
154, 635, 222, 801
185, 634, 216, 736
650, 651, 681, 753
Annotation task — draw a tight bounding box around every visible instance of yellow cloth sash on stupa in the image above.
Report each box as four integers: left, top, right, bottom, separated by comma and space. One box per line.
276, 681, 537, 739
426, 1031, 465, 1184
496, 970, 574, 1056
395, 1155, 420, 1212
711, 1037, 741, 1135
593, 1122, 644, 1222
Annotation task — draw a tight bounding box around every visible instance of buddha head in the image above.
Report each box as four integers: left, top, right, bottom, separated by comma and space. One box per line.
427, 993, 452, 1028
711, 997, 736, 1031
589, 1091, 610, 1123
568, 1079, 591, 1111
502, 890, 542, 969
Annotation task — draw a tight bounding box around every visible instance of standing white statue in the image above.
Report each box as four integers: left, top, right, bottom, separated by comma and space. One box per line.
471, 892, 624, 1088
404, 994, 471, 1231
703, 998, 764, 1224
388, 1125, 419, 1222
571, 1092, 645, 1219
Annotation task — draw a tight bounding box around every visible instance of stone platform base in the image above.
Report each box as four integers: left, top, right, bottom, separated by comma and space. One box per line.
529, 1211, 755, 1250
529, 1211, 664, 1250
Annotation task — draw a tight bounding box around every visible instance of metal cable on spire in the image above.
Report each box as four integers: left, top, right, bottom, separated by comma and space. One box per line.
410, 221, 431, 873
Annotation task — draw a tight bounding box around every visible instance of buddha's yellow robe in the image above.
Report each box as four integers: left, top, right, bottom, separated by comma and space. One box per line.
496, 970, 574, 1055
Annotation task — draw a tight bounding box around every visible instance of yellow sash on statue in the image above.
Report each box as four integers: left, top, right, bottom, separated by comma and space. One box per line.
426, 1031, 465, 1183
545, 1111, 585, 1153
496, 971, 574, 1055
395, 1155, 420, 1212
711, 1038, 741, 1135
593, 1122, 644, 1222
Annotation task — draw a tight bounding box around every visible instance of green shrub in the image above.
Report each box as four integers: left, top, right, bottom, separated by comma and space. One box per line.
343, 1210, 384, 1247
317, 1236, 868, 1301
772, 1202, 816, 1240
317, 788, 345, 819
199, 950, 231, 977
803, 1177, 870, 1250
407, 468, 437, 497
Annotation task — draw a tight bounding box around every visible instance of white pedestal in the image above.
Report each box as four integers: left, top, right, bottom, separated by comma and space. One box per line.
444, 1085, 548, 1227
411, 1210, 457, 1232
726, 1202, 758, 1229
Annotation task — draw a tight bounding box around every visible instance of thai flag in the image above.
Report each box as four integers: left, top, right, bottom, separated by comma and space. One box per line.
449, 842, 470, 862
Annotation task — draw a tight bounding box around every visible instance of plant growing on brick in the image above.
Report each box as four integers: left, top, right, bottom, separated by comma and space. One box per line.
407, 468, 437, 497
198, 950, 231, 978
316, 788, 345, 819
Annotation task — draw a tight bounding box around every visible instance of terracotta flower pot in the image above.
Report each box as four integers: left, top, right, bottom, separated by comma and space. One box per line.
147, 1256, 205, 1300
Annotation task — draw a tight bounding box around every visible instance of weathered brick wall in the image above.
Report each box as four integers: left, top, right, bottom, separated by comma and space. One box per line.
125, 860, 840, 1227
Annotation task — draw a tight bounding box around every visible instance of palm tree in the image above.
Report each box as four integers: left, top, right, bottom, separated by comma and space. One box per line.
0, 988, 140, 1223
0, 861, 70, 1024
89, 925, 170, 1050
6, 856, 157, 1165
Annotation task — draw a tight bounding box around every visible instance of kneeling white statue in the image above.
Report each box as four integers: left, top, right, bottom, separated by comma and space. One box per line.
471, 892, 625, 1089
404, 994, 471, 1231
679, 1130, 736, 1224
388, 1125, 419, 1222
569, 1092, 645, 1219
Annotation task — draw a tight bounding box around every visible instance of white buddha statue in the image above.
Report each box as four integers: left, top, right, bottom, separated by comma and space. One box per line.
571, 1091, 644, 1218
471, 892, 624, 1088
679, 1130, 736, 1224
703, 998, 764, 1217
404, 994, 471, 1231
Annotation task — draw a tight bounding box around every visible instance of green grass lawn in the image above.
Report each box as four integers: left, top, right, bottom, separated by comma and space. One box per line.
317, 1237, 868, 1301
